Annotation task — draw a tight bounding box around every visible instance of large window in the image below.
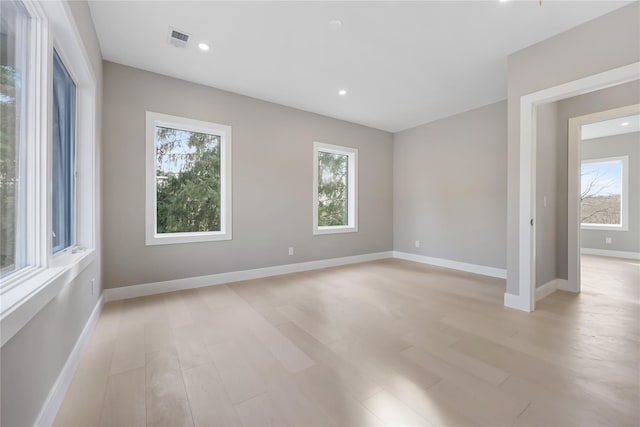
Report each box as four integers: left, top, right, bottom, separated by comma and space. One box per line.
145, 112, 232, 245
52, 50, 76, 253
581, 156, 628, 230
313, 142, 358, 234
0, 0, 97, 346
0, 0, 30, 277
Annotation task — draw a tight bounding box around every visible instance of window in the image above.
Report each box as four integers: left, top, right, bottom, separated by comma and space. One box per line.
313, 142, 358, 234
0, 0, 30, 277
145, 112, 232, 245
581, 156, 628, 230
0, 0, 97, 346
51, 50, 76, 253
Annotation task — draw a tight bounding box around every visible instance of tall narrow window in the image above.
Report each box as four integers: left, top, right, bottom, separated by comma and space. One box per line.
0, 0, 30, 277
145, 112, 232, 245
0, 0, 98, 343
581, 156, 628, 230
313, 142, 358, 234
51, 50, 76, 253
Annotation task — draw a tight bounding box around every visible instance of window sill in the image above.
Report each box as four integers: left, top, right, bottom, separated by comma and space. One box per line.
0, 249, 96, 347
146, 231, 232, 246
314, 226, 358, 235
581, 224, 628, 232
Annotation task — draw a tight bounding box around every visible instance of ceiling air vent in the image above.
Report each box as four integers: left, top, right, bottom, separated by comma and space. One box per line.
168, 27, 190, 48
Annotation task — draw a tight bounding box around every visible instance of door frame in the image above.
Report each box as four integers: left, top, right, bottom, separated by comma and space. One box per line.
517, 62, 639, 312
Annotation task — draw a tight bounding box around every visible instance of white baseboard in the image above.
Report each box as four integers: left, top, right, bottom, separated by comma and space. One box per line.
535, 278, 568, 301
104, 252, 393, 302
34, 295, 103, 427
581, 248, 640, 260
392, 251, 507, 279
103, 250, 508, 305
503, 292, 532, 312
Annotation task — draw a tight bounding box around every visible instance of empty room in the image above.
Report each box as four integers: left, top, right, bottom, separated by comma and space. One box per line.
1, 1, 639, 426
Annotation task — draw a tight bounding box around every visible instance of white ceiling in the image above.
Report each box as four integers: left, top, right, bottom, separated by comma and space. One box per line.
582, 114, 640, 140
88, 1, 631, 132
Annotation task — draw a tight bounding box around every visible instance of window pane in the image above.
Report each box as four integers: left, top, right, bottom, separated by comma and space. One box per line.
155, 126, 221, 233
581, 160, 622, 225
318, 151, 348, 226
52, 50, 76, 253
0, 0, 30, 277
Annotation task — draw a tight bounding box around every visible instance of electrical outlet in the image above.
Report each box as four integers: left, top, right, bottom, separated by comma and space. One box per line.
91, 278, 95, 295
605, 237, 612, 245
415, 240, 420, 248
288, 247, 294, 256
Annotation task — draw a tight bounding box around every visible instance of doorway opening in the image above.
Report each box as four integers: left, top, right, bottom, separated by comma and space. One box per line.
516, 62, 639, 312
569, 106, 639, 293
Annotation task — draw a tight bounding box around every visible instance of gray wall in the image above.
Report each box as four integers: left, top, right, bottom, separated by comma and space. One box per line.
506, 2, 640, 295
102, 62, 393, 289
581, 132, 640, 254
0, 2, 103, 426
535, 102, 560, 287
393, 101, 507, 270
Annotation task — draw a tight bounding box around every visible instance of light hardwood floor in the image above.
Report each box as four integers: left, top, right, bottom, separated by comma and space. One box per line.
53, 256, 640, 427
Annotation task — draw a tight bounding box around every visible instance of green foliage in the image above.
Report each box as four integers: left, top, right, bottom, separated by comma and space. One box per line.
1, 64, 18, 270
155, 127, 221, 233
317, 152, 348, 226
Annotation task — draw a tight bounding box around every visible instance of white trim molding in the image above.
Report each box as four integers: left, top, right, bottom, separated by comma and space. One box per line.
392, 251, 507, 279
104, 251, 511, 303
504, 292, 531, 312
34, 295, 103, 427
104, 252, 392, 302
581, 248, 640, 260
535, 278, 570, 302
535, 280, 557, 301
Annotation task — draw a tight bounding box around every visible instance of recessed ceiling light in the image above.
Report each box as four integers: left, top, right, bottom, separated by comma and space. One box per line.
499, 0, 510, 2
338, 89, 347, 96
329, 19, 343, 30
621, 122, 630, 126
198, 43, 210, 51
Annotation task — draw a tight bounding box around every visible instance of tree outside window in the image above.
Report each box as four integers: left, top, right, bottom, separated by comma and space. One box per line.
581, 157, 626, 228
313, 142, 357, 235
145, 112, 232, 245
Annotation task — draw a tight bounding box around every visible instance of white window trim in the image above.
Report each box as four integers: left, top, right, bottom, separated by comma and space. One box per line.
0, 0, 97, 347
313, 141, 358, 235
580, 155, 629, 231
145, 111, 232, 245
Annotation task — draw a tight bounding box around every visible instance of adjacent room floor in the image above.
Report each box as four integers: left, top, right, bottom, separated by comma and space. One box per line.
53, 256, 640, 426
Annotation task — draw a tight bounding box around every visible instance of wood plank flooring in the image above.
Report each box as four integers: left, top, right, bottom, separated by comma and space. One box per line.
53, 256, 640, 426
